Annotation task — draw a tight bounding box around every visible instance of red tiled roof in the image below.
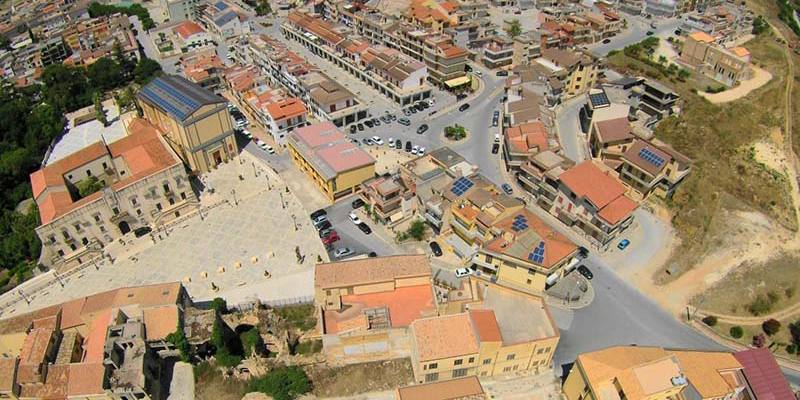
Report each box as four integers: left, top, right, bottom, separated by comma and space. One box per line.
597, 195, 638, 225
559, 161, 626, 209
734, 348, 795, 400
174, 21, 205, 39
594, 117, 633, 144
506, 121, 548, 153
83, 309, 113, 363
469, 310, 501, 342
316, 142, 375, 173
324, 284, 435, 334
265, 98, 307, 121
67, 363, 106, 397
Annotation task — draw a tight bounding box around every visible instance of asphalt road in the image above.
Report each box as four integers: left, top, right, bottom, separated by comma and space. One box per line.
587, 16, 682, 56
555, 96, 587, 162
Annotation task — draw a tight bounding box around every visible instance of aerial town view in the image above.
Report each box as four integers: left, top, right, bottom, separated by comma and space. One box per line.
1, 0, 800, 397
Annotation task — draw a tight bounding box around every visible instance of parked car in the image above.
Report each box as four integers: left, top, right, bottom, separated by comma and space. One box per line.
577, 265, 594, 280
349, 125, 357, 134
494, 133, 501, 143
364, 119, 374, 128
364, 138, 374, 146
491, 143, 500, 154
352, 198, 365, 209
371, 136, 384, 145
312, 213, 328, 226
418, 146, 426, 156
411, 145, 419, 155
405, 141, 412, 152
374, 119, 381, 126
429, 241, 443, 257
310, 209, 327, 220
404, 108, 412, 116
357, 222, 372, 234
357, 123, 365, 131
322, 232, 340, 246
319, 227, 335, 238
459, 103, 470, 112
333, 247, 354, 258
617, 239, 631, 250
473, 70, 483, 77
398, 118, 411, 126
395, 139, 402, 149
646, 30, 654, 36
368, 252, 378, 257
578, 246, 589, 258
316, 220, 332, 231
496, 70, 509, 77
456, 93, 468, 101
417, 124, 429, 134
501, 183, 513, 195
388, 137, 395, 148
348, 212, 362, 225
602, 38, 611, 44
134, 226, 152, 238
455, 268, 472, 278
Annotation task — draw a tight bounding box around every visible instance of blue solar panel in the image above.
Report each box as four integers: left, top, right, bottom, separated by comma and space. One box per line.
589, 91, 610, 108
527, 241, 546, 264
215, 0, 229, 10
638, 148, 665, 168
450, 177, 475, 196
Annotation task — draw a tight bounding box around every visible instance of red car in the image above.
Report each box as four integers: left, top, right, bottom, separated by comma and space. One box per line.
322, 231, 340, 246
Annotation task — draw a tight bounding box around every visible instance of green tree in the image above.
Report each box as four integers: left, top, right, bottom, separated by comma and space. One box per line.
116, 86, 136, 112
406, 220, 427, 241
730, 326, 744, 339
506, 19, 522, 38
255, 0, 272, 15
113, 40, 135, 79
76, 176, 105, 198
444, 124, 466, 140
677, 68, 691, 81
658, 55, 667, 65
93, 92, 107, 127
166, 322, 190, 361
41, 64, 93, 112
87, 57, 123, 92
248, 366, 311, 400
240, 327, 263, 358
134, 58, 163, 84
210, 297, 228, 313
762, 318, 781, 335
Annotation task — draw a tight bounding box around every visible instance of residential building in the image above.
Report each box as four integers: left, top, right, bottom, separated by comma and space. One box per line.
679, 4, 754, 44
636, 79, 680, 123
618, 139, 691, 199
39, 37, 69, 67
60, 13, 139, 67
679, 31, 751, 87
0, 282, 190, 400
447, 181, 525, 247
137, 75, 238, 174
385, 25, 469, 88
482, 36, 514, 69
503, 121, 554, 172
30, 117, 197, 270
733, 348, 796, 400
588, 116, 636, 162
359, 175, 415, 225
519, 158, 639, 247
161, 0, 203, 22
471, 207, 579, 292
617, 0, 644, 15
410, 282, 559, 383
262, 97, 308, 145
396, 376, 487, 400
202, 0, 250, 40
536, 48, 598, 98
302, 72, 370, 127
181, 50, 226, 92
644, 0, 679, 17
287, 122, 375, 202
562, 346, 789, 400
173, 20, 215, 50
282, 12, 433, 105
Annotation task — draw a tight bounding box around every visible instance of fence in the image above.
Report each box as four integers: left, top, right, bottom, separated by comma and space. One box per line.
216, 295, 314, 313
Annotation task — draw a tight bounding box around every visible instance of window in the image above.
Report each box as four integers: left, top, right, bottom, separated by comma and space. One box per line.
58, 250, 65, 257
452, 368, 468, 378
100, 225, 106, 233
454, 359, 463, 366
136, 209, 142, 216
180, 192, 187, 200
503, 366, 512, 372
513, 365, 519, 371
468, 357, 474, 363
506, 354, 515, 361
428, 363, 438, 370
526, 279, 532, 284
86, 169, 92, 177
175, 211, 180, 218
93, 214, 101, 223
131, 197, 138, 206
482, 358, 492, 365
169, 198, 175, 206
485, 255, 493, 263
163, 183, 170, 193
61, 231, 69, 239
81, 237, 88, 245
69, 243, 77, 251
537, 348, 545, 354
156, 203, 163, 211
424, 373, 438, 383
73, 223, 81, 232
48, 236, 56, 244
113, 207, 119, 215
102, 162, 108, 169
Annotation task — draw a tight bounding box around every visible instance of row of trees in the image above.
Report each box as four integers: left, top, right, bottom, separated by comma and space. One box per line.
88, 1, 155, 30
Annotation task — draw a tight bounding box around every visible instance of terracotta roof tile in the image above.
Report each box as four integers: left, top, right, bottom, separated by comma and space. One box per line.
143, 305, 179, 341
411, 313, 479, 362
397, 376, 485, 400
315, 255, 431, 289
734, 348, 794, 400
559, 161, 626, 209
469, 310, 502, 342
67, 362, 106, 396
594, 117, 634, 144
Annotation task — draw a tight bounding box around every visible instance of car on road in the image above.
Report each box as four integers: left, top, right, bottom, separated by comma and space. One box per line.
398, 118, 411, 126
357, 123, 365, 131
456, 93, 468, 101
364, 120, 374, 128
348, 212, 362, 225
650, 22, 657, 29
318, 227, 335, 238
405, 141, 412, 152
602, 38, 611, 44
577, 265, 594, 280
459, 103, 470, 112
418, 146, 426, 156
333, 247, 354, 259
395, 139, 402, 149
646, 30, 654, 36
371, 136, 384, 145
491, 143, 499, 154
134, 226, 152, 238
310, 209, 327, 220
473, 70, 483, 77
501, 183, 513, 195
455, 268, 472, 278
388, 137, 395, 148
617, 239, 631, 250
352, 198, 365, 209
417, 124, 429, 134
357, 222, 372, 234
316, 220, 332, 232
429, 241, 442, 257
349, 125, 357, 134
322, 232, 340, 246
496, 70, 509, 77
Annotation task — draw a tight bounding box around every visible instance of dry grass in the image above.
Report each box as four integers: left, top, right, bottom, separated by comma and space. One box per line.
610, 32, 797, 281
307, 359, 414, 398
691, 252, 800, 316
194, 361, 249, 400
710, 321, 797, 358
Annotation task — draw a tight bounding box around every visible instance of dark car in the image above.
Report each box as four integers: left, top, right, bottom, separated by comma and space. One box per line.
456, 93, 468, 101
602, 38, 611, 44
134, 226, 152, 238
310, 209, 327, 220
577, 265, 594, 280
429, 241, 443, 257
578, 246, 589, 258
395, 139, 402, 149
417, 124, 429, 134
405, 141, 412, 152
357, 123, 365, 131
458, 103, 470, 112
349, 125, 357, 134
646, 31, 654, 36
501, 183, 513, 195
357, 222, 372, 234
491, 143, 500, 154
374, 119, 381, 126
352, 198, 365, 209
364, 120, 374, 128
496, 70, 509, 77
316, 220, 332, 232
368, 252, 378, 257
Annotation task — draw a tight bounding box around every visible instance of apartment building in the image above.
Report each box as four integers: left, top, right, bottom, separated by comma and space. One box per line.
173, 20, 215, 51
410, 282, 559, 383
60, 13, 139, 67
536, 48, 598, 98
563, 346, 793, 400
282, 11, 433, 106
386, 25, 469, 87
482, 36, 514, 69
181, 50, 225, 92
137, 75, 238, 174
448, 182, 525, 247
359, 175, 415, 225
519, 158, 638, 247
160, 0, 203, 22
679, 31, 751, 87
287, 122, 375, 202
303, 72, 370, 127
680, 4, 754, 44
30, 118, 197, 270
503, 121, 553, 172
618, 139, 691, 200
202, 0, 250, 40
397, 376, 486, 400
0, 282, 189, 399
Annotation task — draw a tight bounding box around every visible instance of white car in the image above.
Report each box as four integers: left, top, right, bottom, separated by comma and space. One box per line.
388, 137, 395, 148
455, 268, 472, 278
348, 212, 362, 225
334, 247, 354, 259
418, 146, 426, 156
494, 134, 501, 143
474, 70, 483, 77
371, 136, 384, 145
265, 144, 275, 154
256, 139, 268, 150
242, 129, 252, 139
411, 145, 419, 155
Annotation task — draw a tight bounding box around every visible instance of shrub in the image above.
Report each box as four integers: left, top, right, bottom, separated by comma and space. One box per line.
786, 287, 796, 299
215, 347, 242, 368
730, 326, 744, 338
702, 315, 718, 326
210, 297, 228, 314
248, 366, 310, 400
748, 295, 774, 316
787, 344, 797, 354
166, 322, 190, 361
406, 220, 427, 241
444, 124, 466, 140
789, 320, 800, 345
76, 176, 105, 198
240, 327, 263, 358
752, 333, 767, 348
762, 318, 782, 335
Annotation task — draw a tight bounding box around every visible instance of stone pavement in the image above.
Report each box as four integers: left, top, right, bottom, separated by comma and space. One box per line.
481, 369, 563, 400
0, 154, 328, 319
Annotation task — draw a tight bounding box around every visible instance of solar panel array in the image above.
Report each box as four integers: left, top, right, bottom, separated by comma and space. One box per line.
450, 177, 474, 196
511, 214, 528, 232
638, 148, 665, 168
528, 241, 546, 264
588, 91, 610, 108
139, 77, 220, 121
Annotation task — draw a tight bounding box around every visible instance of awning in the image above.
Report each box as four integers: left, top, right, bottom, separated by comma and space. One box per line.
444, 76, 471, 88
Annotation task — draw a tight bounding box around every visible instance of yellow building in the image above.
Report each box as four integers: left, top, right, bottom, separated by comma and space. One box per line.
563, 346, 753, 400
680, 31, 751, 87
287, 122, 376, 202
448, 183, 525, 247
137, 75, 238, 174
410, 281, 559, 384
538, 48, 599, 98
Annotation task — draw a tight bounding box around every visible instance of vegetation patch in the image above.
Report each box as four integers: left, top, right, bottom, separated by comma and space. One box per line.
88, 1, 155, 29
273, 304, 317, 332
